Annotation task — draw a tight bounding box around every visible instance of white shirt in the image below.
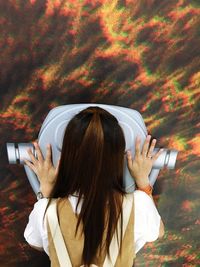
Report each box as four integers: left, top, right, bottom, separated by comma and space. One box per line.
24, 190, 161, 255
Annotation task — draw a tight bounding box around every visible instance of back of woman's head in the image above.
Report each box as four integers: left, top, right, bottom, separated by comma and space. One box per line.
51, 106, 126, 265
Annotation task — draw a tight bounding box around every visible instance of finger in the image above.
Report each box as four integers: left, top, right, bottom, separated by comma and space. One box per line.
147, 139, 156, 158
152, 148, 164, 161
23, 159, 37, 174
135, 137, 141, 157
142, 135, 151, 157
55, 157, 61, 174
27, 148, 38, 165
33, 142, 44, 162
126, 150, 133, 167
46, 144, 52, 164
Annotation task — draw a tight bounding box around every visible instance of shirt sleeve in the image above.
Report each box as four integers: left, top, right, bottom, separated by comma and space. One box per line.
24, 198, 49, 255
134, 190, 161, 254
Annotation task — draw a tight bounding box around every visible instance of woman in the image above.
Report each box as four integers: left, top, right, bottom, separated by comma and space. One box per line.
24, 106, 164, 266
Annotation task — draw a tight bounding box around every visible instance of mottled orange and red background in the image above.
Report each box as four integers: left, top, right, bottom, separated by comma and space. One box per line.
0, 0, 200, 266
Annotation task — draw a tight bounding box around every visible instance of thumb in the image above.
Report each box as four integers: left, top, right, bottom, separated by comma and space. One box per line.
55, 157, 61, 174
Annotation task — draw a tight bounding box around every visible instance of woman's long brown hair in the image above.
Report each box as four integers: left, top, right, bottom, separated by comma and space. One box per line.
48, 106, 126, 265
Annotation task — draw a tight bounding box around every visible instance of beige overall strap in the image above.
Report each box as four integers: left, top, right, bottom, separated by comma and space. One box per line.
47, 199, 72, 267
47, 193, 134, 267
102, 193, 134, 267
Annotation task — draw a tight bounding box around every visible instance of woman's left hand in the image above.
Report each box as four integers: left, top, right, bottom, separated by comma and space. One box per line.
23, 142, 60, 197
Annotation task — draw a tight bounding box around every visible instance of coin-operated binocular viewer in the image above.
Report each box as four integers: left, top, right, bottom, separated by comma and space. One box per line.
6, 104, 178, 195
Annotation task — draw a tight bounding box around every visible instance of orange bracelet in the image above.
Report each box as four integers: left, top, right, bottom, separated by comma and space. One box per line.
137, 184, 153, 195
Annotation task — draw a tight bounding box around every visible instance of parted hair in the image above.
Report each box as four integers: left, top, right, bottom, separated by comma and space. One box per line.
48, 106, 126, 265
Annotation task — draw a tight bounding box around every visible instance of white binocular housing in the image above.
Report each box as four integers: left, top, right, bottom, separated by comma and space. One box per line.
7, 104, 178, 194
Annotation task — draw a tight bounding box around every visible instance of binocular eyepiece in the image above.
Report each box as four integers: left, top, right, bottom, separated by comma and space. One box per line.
7, 142, 178, 170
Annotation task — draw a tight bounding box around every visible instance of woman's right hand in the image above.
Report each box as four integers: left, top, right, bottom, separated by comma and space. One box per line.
126, 135, 163, 189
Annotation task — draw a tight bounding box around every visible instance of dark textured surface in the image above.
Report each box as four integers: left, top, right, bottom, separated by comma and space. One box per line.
0, 0, 200, 266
